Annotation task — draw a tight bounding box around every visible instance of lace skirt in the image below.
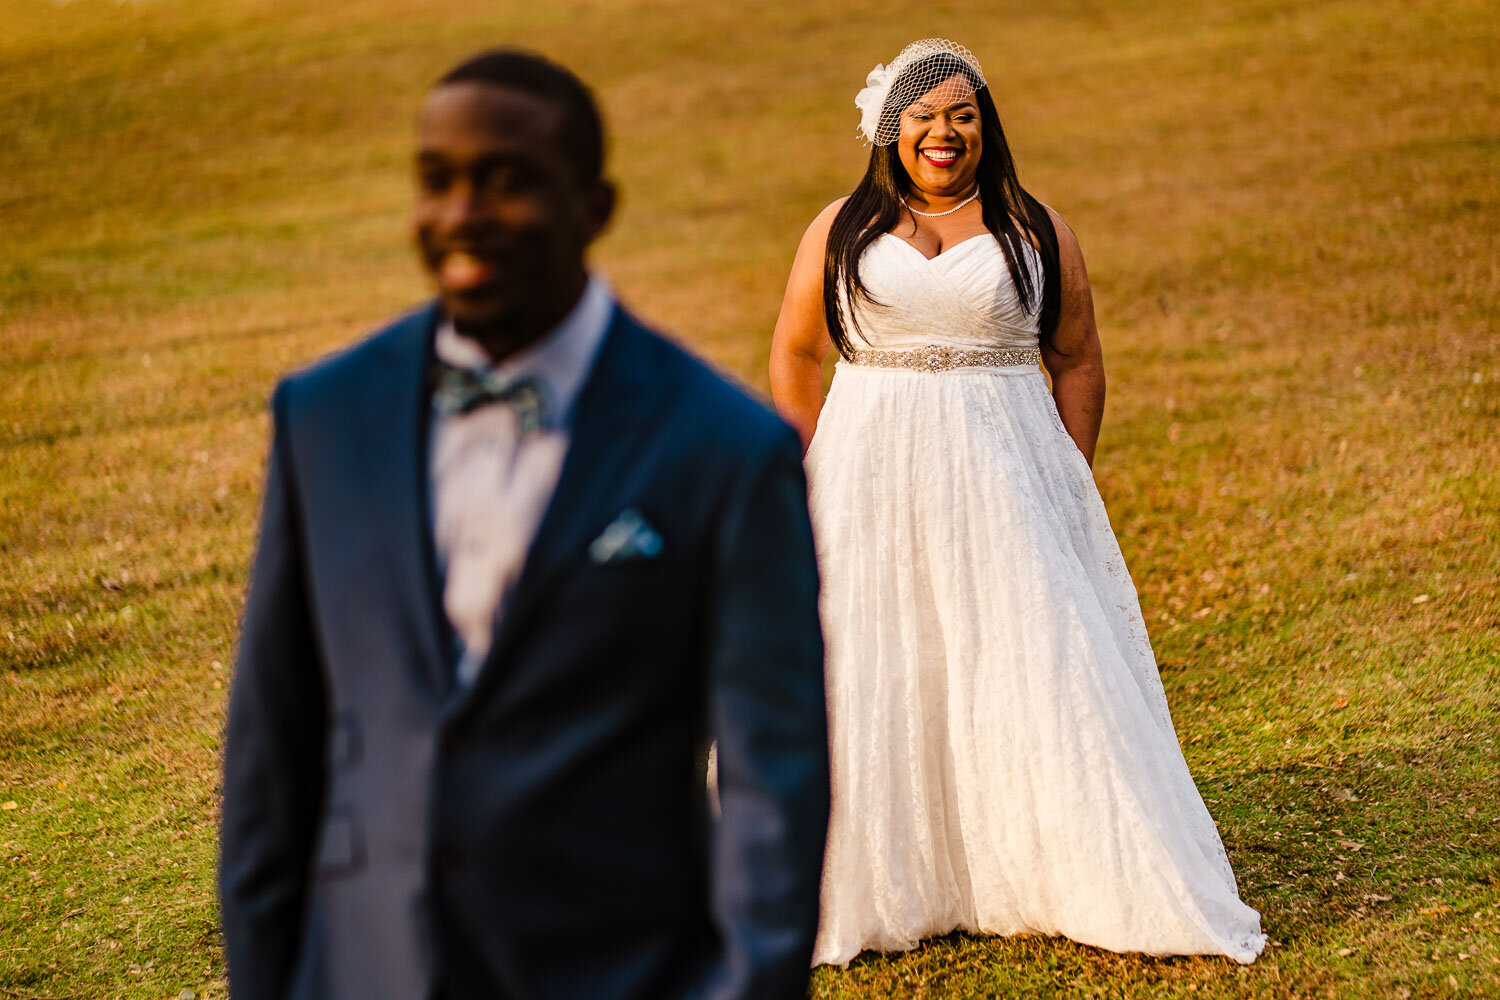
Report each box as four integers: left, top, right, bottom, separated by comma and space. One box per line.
805, 360, 1266, 967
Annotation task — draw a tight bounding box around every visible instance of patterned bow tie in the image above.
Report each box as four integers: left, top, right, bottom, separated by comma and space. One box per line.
429, 359, 551, 433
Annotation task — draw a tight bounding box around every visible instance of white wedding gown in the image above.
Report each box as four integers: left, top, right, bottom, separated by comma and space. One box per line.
806, 232, 1266, 966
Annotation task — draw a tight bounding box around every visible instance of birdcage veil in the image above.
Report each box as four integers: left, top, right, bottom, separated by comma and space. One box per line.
854, 38, 987, 146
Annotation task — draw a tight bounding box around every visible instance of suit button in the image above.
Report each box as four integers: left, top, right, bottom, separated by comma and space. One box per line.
433, 847, 461, 874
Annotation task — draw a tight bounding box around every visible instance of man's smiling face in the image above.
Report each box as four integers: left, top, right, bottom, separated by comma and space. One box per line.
412, 81, 611, 338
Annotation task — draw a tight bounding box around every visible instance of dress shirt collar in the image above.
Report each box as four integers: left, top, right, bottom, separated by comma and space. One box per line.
433, 274, 615, 429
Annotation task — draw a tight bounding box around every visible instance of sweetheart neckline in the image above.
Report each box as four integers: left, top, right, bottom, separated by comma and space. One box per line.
879, 231, 995, 262
878, 231, 1043, 266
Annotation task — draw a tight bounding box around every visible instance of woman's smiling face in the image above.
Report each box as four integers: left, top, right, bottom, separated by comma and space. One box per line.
895, 73, 983, 199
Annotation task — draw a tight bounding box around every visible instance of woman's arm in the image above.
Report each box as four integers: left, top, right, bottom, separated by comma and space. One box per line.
1040, 207, 1106, 467
769, 199, 845, 453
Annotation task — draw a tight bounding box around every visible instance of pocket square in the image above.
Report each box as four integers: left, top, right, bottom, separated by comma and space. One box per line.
588, 508, 664, 564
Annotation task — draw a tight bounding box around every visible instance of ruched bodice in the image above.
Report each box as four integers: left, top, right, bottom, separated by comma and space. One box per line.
841, 233, 1042, 353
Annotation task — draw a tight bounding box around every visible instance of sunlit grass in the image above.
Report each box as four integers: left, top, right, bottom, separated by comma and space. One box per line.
2, 0, 1497, 996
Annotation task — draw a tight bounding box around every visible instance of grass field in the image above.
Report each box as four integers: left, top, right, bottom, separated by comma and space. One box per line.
2, 0, 1497, 996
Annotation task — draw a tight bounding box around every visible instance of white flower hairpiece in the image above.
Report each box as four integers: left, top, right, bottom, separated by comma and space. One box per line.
853, 38, 987, 146
854, 63, 892, 146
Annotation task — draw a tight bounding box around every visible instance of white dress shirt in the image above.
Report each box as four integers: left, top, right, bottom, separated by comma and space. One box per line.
430, 275, 614, 687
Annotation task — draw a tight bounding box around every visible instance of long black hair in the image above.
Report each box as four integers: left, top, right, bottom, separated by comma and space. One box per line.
822, 53, 1061, 358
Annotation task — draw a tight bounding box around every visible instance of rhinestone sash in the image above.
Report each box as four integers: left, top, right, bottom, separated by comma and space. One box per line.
847, 345, 1041, 372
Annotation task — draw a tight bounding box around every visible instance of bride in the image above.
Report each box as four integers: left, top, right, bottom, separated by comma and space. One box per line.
768, 39, 1266, 967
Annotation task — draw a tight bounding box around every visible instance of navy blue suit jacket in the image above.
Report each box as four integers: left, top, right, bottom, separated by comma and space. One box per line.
219, 303, 829, 1000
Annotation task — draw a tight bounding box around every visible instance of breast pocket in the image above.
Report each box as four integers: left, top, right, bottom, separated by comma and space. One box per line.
550, 553, 699, 667
565, 554, 688, 606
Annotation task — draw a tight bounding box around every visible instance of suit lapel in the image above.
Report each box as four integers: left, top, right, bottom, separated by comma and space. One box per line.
358, 301, 454, 700
454, 309, 674, 711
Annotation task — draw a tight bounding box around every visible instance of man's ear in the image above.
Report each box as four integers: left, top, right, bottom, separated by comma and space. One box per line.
583, 178, 616, 243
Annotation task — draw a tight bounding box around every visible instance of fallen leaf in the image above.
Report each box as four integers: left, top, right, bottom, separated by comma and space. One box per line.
1, 801, 16, 811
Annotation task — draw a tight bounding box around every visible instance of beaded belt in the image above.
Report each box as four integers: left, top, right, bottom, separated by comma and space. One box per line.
847, 345, 1040, 372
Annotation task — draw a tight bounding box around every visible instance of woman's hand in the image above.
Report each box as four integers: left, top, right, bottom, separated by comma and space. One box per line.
769, 199, 846, 453
1040, 207, 1106, 467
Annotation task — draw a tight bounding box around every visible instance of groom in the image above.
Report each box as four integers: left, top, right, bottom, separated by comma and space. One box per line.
219, 50, 829, 1000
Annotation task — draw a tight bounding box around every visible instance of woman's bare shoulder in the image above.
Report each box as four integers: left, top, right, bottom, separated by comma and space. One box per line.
803, 196, 850, 241
788, 197, 851, 269
1041, 203, 1083, 258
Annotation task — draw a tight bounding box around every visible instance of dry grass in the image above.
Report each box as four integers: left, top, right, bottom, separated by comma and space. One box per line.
2, 0, 1497, 996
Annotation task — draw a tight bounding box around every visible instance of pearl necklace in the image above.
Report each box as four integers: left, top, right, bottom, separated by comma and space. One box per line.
902, 188, 980, 217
